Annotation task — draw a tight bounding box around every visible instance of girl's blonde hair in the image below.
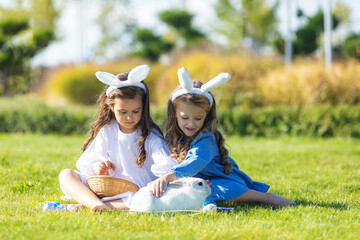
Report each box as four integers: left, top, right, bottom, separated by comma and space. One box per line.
166, 80, 233, 175
82, 72, 163, 168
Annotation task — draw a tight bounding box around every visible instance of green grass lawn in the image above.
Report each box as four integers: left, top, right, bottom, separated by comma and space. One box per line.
0, 134, 359, 240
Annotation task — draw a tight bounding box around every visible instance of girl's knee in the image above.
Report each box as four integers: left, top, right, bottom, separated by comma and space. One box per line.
59, 169, 78, 182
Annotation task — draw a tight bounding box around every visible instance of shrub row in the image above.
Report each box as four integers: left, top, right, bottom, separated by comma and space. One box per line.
1, 102, 359, 138
0, 103, 95, 135
218, 105, 360, 138
40, 52, 360, 108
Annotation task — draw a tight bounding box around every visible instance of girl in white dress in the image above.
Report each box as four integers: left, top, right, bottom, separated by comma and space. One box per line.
59, 65, 177, 212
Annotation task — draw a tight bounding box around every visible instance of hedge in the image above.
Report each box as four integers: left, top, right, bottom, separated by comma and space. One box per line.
1, 102, 359, 138
0, 103, 95, 135
217, 105, 360, 138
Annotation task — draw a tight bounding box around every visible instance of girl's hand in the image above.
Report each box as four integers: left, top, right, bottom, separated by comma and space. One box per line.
150, 172, 177, 198
94, 160, 116, 175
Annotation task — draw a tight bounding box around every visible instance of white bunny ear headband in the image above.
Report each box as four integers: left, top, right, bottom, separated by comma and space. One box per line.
95, 65, 150, 96
171, 67, 231, 107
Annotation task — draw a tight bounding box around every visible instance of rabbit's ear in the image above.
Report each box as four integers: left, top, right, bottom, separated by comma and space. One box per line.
128, 65, 150, 84
201, 73, 231, 93
95, 71, 121, 86
178, 67, 193, 92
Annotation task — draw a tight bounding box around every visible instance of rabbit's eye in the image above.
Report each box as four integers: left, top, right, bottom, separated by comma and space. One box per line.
198, 182, 203, 186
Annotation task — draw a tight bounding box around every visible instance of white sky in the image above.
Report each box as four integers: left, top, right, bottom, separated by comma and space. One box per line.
1, 0, 359, 67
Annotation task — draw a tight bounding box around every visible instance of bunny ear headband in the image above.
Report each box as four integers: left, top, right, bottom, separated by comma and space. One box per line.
171, 67, 231, 107
95, 65, 150, 96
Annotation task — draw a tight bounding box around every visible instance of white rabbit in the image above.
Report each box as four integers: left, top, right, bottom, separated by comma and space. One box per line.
129, 177, 211, 212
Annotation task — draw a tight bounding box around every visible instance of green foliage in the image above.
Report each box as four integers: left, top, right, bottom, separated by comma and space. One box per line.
293, 27, 318, 55
0, 2, 58, 95
0, 18, 32, 69
218, 105, 360, 138
0, 33, 6, 47
293, 10, 340, 56
159, 10, 193, 29
132, 28, 173, 61
0, 102, 95, 134
33, 27, 55, 48
1, 97, 360, 138
159, 9, 204, 47
0, 17, 29, 35
273, 9, 341, 57
343, 34, 360, 61
306, 10, 340, 33
214, 0, 278, 48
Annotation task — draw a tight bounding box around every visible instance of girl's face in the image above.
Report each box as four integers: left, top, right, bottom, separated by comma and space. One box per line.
111, 97, 142, 134
175, 102, 207, 137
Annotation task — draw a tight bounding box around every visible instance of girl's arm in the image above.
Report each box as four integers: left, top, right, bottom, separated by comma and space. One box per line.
76, 128, 111, 176
151, 133, 217, 197
150, 148, 209, 197
171, 134, 218, 178
146, 133, 178, 177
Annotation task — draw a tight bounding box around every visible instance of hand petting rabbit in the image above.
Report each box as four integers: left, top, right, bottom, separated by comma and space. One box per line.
130, 177, 211, 212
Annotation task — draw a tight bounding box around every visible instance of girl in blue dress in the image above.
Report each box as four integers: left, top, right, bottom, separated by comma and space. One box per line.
151, 67, 296, 208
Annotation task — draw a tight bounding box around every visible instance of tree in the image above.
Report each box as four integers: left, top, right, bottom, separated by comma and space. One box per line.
343, 33, 360, 61
306, 10, 340, 33
273, 3, 348, 58
96, 0, 136, 60
293, 27, 318, 55
0, 0, 57, 95
131, 28, 173, 61
159, 9, 205, 48
213, 0, 278, 50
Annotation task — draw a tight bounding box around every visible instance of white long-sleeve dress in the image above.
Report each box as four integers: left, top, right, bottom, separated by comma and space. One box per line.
75, 120, 178, 206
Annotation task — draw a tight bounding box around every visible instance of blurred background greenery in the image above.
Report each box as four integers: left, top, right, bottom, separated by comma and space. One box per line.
0, 0, 359, 137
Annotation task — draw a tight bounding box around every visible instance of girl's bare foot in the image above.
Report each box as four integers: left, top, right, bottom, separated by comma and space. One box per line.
91, 203, 111, 212
267, 193, 296, 207
66, 204, 84, 212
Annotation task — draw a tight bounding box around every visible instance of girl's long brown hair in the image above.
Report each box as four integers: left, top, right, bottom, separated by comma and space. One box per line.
82, 72, 163, 167
166, 80, 233, 175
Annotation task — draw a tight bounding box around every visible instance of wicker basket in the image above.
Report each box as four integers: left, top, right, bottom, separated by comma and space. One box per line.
86, 175, 140, 198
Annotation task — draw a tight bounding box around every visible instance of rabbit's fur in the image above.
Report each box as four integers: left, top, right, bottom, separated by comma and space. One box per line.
129, 177, 211, 212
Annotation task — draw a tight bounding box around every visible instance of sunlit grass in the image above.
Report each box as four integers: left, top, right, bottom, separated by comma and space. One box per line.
0, 134, 359, 239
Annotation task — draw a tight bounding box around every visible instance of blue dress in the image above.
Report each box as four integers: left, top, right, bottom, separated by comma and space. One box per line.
171, 132, 270, 202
